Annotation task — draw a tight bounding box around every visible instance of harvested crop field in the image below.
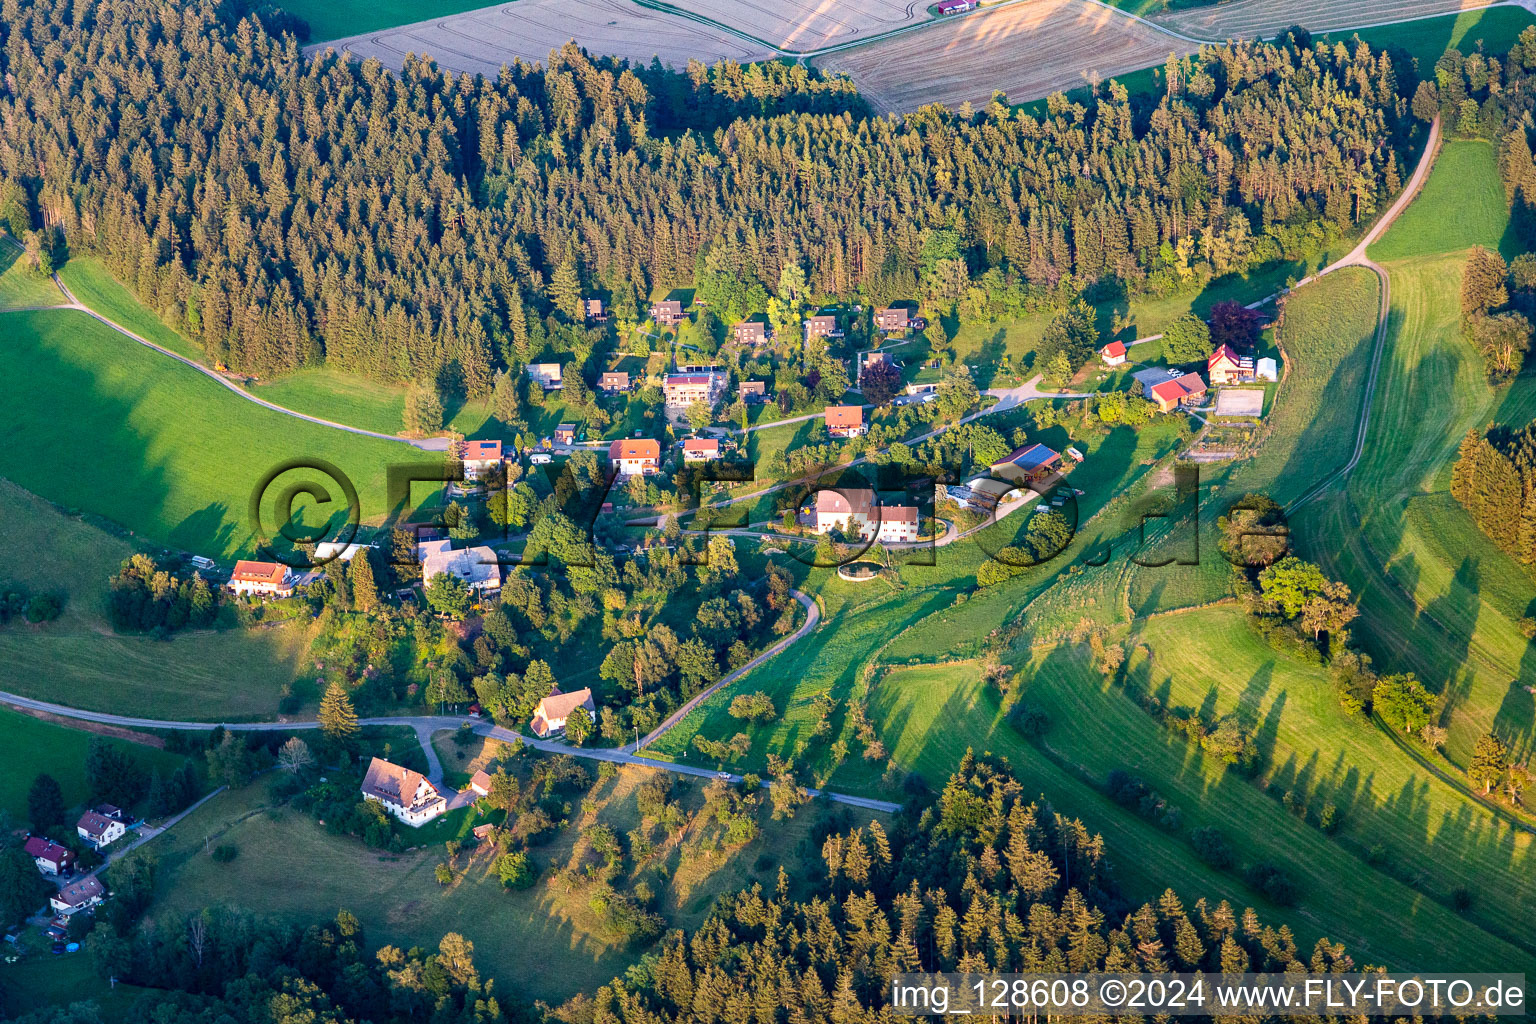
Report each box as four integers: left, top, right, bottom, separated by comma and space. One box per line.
660, 0, 927, 51
1154, 0, 1495, 41
307, 0, 772, 76
819, 0, 1192, 112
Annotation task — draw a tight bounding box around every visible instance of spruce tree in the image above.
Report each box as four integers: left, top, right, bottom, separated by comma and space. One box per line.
26, 773, 64, 833
319, 681, 359, 738
349, 549, 379, 613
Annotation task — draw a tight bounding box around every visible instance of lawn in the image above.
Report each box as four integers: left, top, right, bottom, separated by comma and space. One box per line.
855, 649, 1536, 974
0, 241, 65, 309
1367, 141, 1511, 263
1322, 7, 1536, 73
0, 308, 431, 559
0, 479, 313, 718
143, 761, 874, 1003
286, 0, 502, 43
0, 706, 187, 819
0, 947, 146, 1018
56, 257, 203, 361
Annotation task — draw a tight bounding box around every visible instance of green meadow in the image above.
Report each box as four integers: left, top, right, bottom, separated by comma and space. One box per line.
0, 242, 65, 309
0, 706, 187, 819
0, 308, 429, 560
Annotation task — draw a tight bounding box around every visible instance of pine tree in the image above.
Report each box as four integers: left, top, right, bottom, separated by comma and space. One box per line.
548, 258, 583, 321
349, 549, 379, 613
319, 681, 359, 738
26, 773, 64, 832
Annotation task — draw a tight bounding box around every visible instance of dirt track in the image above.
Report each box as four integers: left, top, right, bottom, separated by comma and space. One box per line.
662, 0, 928, 50
819, 0, 1193, 112
308, 0, 772, 75
1155, 0, 1498, 40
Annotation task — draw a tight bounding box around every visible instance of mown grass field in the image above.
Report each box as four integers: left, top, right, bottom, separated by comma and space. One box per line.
56, 257, 204, 361
0, 308, 429, 559
0, 479, 312, 718
1322, 7, 1536, 73
0, 706, 186, 819
0, 242, 65, 308
855, 649, 1535, 974
1367, 141, 1511, 263
145, 761, 871, 1003
285, 0, 502, 43
0, 948, 145, 1018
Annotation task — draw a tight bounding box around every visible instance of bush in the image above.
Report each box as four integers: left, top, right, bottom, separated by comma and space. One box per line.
496, 850, 536, 889
1190, 826, 1235, 869
24, 593, 63, 623
1520, 617, 1536, 640
1451, 886, 1474, 912
1243, 861, 1298, 906
1011, 704, 1051, 737
211, 844, 238, 863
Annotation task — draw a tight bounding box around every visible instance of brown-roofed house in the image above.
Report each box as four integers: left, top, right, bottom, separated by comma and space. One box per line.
990, 443, 1063, 486
469, 770, 494, 798
77, 811, 126, 849
804, 314, 840, 341
598, 371, 631, 393
24, 836, 75, 876
360, 757, 447, 826
875, 307, 909, 332
531, 688, 597, 738
585, 298, 607, 322
739, 379, 768, 403
51, 875, 104, 915
733, 320, 767, 346
825, 405, 867, 438
609, 438, 662, 477
650, 300, 685, 326
228, 560, 292, 598
554, 423, 577, 445
1149, 373, 1209, 413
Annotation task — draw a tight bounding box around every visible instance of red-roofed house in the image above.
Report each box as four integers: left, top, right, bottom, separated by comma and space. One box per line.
1207, 344, 1254, 385
77, 811, 127, 849
609, 438, 662, 477
360, 757, 447, 827
1100, 341, 1127, 366
462, 440, 503, 480
531, 688, 597, 738
1149, 373, 1208, 413
24, 837, 75, 876
663, 372, 726, 409
683, 437, 721, 463
227, 560, 293, 598
810, 489, 920, 542
51, 875, 104, 915
825, 405, 866, 438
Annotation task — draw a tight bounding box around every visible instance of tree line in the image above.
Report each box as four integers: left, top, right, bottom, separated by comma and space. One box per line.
0, 0, 1411, 392
1453, 421, 1536, 566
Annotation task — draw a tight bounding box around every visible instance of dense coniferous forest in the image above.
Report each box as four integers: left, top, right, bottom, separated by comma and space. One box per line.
0, 0, 1412, 385
14, 755, 1358, 1024
1453, 423, 1536, 564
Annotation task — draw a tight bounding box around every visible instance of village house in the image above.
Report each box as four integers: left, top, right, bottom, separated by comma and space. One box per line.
804, 314, 841, 342
461, 439, 502, 479
527, 363, 563, 390
1149, 373, 1209, 413
24, 837, 74, 876
553, 424, 577, 445
360, 757, 447, 826
739, 379, 768, 403
418, 539, 502, 596
51, 875, 104, 916
584, 298, 607, 322
227, 560, 293, 599
663, 371, 726, 409
683, 437, 722, 462
650, 299, 685, 326
990, 443, 1063, 487
810, 489, 920, 542
1100, 341, 1127, 366
530, 687, 597, 738
825, 405, 867, 438
609, 437, 662, 477
733, 320, 767, 346
875, 307, 909, 333
856, 350, 896, 385
469, 770, 494, 798
1207, 344, 1254, 385
598, 371, 631, 394
77, 810, 127, 849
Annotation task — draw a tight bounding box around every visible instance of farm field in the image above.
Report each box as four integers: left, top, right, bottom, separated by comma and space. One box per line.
658, 0, 924, 50
144, 764, 871, 1003
0, 479, 313, 719
309, 0, 773, 78
855, 652, 1534, 972
817, 0, 1194, 112
281, 0, 505, 44
1155, 0, 1501, 41
0, 242, 64, 309
0, 308, 425, 560
0, 706, 186, 819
